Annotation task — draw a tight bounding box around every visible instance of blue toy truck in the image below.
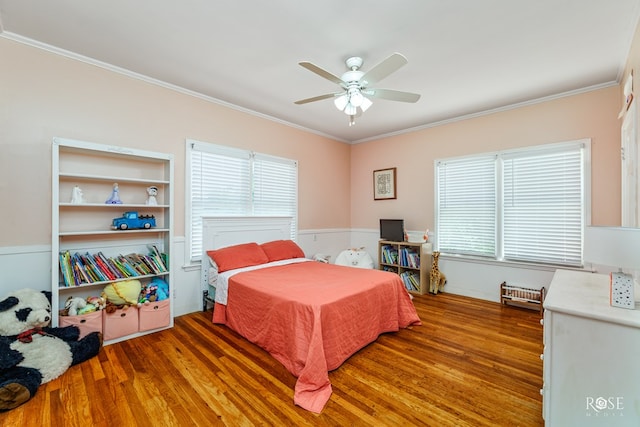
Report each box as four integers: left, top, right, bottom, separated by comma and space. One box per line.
112, 211, 156, 230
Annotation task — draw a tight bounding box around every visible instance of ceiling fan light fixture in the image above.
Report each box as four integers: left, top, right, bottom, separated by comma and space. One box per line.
349, 88, 364, 107
295, 53, 419, 127
344, 103, 358, 116
360, 96, 373, 112
334, 94, 349, 111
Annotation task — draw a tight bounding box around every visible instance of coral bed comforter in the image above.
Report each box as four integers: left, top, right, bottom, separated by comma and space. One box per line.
212, 261, 421, 413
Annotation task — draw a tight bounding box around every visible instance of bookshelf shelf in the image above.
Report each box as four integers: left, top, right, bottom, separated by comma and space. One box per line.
59, 203, 171, 208
59, 172, 169, 185
52, 137, 174, 344
58, 272, 170, 290
378, 240, 431, 295
59, 229, 170, 237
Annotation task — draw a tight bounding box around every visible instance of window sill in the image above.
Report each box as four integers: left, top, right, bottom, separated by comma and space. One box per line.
438, 253, 587, 273
182, 262, 201, 272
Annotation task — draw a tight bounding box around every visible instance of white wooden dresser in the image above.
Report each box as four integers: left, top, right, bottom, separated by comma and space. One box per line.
542, 269, 640, 426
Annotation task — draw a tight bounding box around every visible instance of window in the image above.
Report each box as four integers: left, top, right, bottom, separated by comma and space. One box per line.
186, 140, 298, 262
436, 155, 497, 257
435, 140, 589, 267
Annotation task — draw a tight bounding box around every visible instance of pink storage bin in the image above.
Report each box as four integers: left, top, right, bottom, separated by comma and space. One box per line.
138, 300, 170, 331
59, 310, 103, 338
103, 307, 139, 341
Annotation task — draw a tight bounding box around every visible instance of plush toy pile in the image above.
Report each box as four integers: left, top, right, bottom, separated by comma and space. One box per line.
101, 278, 169, 310
137, 277, 170, 306
0, 289, 102, 411
59, 294, 107, 317
59, 278, 170, 317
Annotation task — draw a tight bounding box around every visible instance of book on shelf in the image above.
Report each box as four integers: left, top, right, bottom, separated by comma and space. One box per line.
110, 257, 126, 277
92, 253, 117, 281
71, 253, 92, 284
381, 245, 399, 265
139, 254, 160, 274
117, 255, 139, 277
60, 251, 96, 287
95, 252, 122, 280
78, 253, 100, 282
147, 244, 168, 272
87, 253, 110, 281
58, 248, 167, 287
400, 271, 420, 292
124, 253, 152, 275
399, 248, 420, 268
109, 256, 135, 278
58, 251, 72, 287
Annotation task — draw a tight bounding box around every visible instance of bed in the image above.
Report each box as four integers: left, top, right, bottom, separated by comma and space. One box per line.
200, 216, 421, 413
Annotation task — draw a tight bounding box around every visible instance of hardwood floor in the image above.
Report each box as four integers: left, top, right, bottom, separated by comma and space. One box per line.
0, 293, 544, 426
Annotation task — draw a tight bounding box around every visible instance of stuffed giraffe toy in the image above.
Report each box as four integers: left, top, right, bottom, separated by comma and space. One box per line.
429, 251, 447, 294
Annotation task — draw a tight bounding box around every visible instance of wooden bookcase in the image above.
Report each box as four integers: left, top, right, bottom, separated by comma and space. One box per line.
378, 240, 431, 295
52, 137, 174, 344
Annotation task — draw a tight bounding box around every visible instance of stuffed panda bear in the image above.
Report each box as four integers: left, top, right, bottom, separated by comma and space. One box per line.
0, 288, 102, 411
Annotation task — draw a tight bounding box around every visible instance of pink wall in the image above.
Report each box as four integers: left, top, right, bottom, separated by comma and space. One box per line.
0, 38, 351, 246
0, 36, 625, 250
350, 86, 622, 232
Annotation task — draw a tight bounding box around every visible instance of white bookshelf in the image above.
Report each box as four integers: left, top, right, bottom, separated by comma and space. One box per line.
52, 137, 174, 344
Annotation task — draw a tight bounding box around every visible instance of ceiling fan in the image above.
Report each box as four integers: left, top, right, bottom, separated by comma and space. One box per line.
294, 52, 421, 126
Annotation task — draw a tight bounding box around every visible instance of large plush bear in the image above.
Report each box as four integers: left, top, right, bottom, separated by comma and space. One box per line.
0, 289, 102, 411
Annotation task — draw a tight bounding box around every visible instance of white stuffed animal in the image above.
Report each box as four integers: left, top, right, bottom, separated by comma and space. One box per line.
334, 247, 375, 269
64, 296, 87, 316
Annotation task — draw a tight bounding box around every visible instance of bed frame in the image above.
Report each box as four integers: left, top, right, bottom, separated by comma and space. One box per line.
200, 216, 294, 309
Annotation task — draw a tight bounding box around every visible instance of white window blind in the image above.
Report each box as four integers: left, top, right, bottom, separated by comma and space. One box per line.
436, 156, 496, 257
188, 141, 298, 261
435, 140, 588, 267
253, 153, 298, 221
503, 144, 584, 266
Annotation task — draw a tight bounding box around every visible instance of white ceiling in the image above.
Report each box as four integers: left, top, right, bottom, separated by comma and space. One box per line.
1, 1, 639, 143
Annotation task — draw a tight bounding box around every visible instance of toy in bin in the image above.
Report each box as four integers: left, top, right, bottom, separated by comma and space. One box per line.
103, 279, 141, 313
138, 278, 169, 306
59, 295, 107, 317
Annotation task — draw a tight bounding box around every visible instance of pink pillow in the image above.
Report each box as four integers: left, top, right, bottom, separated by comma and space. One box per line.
260, 240, 305, 262
206, 242, 269, 273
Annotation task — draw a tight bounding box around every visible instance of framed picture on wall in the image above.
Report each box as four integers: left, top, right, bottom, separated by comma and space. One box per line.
373, 167, 397, 200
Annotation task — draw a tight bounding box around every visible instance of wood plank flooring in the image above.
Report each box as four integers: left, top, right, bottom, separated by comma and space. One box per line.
0, 293, 544, 426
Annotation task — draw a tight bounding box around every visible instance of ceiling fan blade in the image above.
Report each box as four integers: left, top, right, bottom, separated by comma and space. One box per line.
294, 93, 341, 105
361, 53, 408, 86
299, 61, 344, 85
366, 88, 421, 103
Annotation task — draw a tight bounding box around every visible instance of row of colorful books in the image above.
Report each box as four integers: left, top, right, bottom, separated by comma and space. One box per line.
399, 247, 420, 269
400, 271, 420, 292
380, 245, 399, 264
59, 246, 167, 287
